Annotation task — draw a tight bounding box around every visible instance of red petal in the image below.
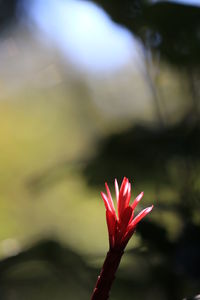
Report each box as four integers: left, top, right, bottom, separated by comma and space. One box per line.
119, 177, 127, 195
131, 191, 144, 211
101, 192, 112, 212
122, 181, 131, 209
126, 183, 131, 207
106, 210, 116, 247
115, 178, 119, 204
105, 182, 115, 212
120, 206, 133, 231
123, 181, 129, 196
118, 177, 130, 219
128, 205, 153, 231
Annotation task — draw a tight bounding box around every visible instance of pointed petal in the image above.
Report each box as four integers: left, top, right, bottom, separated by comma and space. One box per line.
123, 181, 129, 196
128, 205, 153, 230
122, 181, 131, 209
131, 192, 144, 211
119, 177, 127, 194
106, 210, 116, 248
120, 206, 133, 232
115, 178, 119, 203
101, 192, 112, 212
118, 177, 128, 218
105, 182, 115, 212
126, 183, 131, 206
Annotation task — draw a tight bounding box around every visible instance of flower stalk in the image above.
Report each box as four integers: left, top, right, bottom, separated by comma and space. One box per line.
91, 249, 124, 300
91, 177, 153, 300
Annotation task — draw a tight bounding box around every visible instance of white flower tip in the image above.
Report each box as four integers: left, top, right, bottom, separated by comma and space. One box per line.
136, 191, 144, 203
123, 181, 129, 196
115, 178, 119, 196
128, 182, 131, 193
146, 205, 153, 213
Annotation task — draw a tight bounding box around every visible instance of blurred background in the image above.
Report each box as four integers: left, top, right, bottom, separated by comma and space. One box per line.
0, 0, 200, 299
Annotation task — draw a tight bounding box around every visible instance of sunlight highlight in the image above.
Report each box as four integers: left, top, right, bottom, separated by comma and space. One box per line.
23, 0, 139, 74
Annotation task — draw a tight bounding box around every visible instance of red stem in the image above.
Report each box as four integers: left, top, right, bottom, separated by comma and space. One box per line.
91, 248, 124, 300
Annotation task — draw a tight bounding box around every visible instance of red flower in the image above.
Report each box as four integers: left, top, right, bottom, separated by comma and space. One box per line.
101, 177, 153, 249
91, 177, 154, 300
